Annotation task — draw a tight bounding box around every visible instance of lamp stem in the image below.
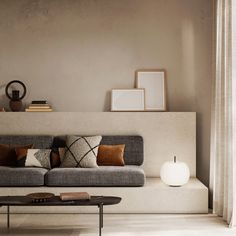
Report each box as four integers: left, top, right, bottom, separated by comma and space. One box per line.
174, 156, 176, 163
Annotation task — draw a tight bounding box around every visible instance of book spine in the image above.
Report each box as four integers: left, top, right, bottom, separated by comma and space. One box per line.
60, 192, 90, 201
29, 104, 50, 106
60, 195, 90, 201
29, 106, 51, 109
25, 108, 53, 112
31, 101, 48, 104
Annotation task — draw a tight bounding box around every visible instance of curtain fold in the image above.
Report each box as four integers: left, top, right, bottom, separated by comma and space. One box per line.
210, 0, 235, 226
232, 0, 236, 226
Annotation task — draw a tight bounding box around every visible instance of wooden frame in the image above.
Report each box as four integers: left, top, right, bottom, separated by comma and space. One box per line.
135, 69, 167, 111
111, 89, 145, 111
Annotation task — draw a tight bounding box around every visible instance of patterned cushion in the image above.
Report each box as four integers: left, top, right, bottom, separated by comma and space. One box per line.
60, 135, 102, 168
25, 149, 51, 169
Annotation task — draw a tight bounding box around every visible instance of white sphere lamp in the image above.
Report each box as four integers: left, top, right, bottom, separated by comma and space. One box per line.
160, 156, 190, 187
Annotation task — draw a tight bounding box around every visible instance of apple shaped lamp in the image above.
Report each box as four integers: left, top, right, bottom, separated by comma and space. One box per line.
160, 156, 190, 187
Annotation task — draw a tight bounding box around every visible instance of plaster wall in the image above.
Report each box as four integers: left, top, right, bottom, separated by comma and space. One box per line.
0, 0, 213, 186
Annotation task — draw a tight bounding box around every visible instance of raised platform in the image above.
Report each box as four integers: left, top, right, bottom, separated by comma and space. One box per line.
0, 178, 208, 214
0, 112, 208, 213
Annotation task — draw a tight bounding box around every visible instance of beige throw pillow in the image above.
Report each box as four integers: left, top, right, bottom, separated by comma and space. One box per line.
60, 135, 102, 168
25, 149, 51, 169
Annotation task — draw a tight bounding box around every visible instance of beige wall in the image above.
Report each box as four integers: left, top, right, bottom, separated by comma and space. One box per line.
0, 0, 213, 186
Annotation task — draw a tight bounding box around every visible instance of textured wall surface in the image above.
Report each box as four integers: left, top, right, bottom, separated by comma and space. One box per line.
0, 112, 196, 177
0, 0, 213, 186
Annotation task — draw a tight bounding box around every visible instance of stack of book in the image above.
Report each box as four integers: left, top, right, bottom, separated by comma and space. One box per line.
25, 100, 53, 112
60, 192, 90, 201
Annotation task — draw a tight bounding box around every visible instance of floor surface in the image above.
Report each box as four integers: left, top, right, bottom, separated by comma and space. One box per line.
0, 213, 235, 236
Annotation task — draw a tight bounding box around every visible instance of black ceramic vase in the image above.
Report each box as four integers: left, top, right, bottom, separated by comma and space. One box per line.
9, 90, 22, 112
5, 80, 27, 112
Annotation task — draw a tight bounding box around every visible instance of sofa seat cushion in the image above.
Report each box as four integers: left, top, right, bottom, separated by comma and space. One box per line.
45, 166, 145, 187
0, 167, 48, 186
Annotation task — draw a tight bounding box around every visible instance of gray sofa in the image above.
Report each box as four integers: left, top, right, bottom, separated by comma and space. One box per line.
0, 135, 145, 187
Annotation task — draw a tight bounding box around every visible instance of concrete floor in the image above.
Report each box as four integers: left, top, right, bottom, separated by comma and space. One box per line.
0, 213, 235, 236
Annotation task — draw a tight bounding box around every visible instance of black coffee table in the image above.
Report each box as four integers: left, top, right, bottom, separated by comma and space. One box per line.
0, 195, 121, 236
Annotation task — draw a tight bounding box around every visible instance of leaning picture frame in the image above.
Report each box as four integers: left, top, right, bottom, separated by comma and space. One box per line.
111, 89, 145, 111
136, 69, 167, 111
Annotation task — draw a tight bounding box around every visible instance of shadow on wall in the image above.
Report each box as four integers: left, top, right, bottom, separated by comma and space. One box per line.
0, 84, 8, 109
180, 16, 212, 193
103, 90, 111, 112
181, 19, 196, 106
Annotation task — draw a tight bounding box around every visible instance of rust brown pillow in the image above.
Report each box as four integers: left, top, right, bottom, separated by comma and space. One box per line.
97, 145, 125, 166
50, 149, 61, 168
15, 145, 34, 167
0, 144, 33, 167
0, 144, 16, 166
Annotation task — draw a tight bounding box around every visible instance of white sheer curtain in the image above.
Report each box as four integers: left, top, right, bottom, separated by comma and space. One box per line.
210, 0, 236, 227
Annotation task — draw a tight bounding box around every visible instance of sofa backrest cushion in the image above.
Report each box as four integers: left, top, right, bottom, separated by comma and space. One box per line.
52, 135, 144, 166
101, 136, 143, 165
0, 136, 54, 149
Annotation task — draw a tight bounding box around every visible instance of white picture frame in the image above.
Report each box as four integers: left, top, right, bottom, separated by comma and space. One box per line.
136, 69, 167, 111
111, 89, 145, 111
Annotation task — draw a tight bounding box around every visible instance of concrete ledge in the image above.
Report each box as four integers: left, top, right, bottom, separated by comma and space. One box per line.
0, 112, 196, 177
0, 178, 208, 214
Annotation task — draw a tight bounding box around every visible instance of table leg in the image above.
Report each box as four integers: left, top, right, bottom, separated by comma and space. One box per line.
7, 205, 10, 229
99, 203, 103, 236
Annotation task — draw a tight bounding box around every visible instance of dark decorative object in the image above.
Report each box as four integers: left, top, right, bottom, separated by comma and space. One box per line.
26, 192, 55, 203
5, 80, 27, 112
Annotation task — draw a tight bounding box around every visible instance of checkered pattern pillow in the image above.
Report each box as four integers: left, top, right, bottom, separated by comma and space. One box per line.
60, 135, 102, 168
25, 149, 51, 169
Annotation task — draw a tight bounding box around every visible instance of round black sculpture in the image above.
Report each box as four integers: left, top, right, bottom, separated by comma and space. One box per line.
5, 80, 27, 112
